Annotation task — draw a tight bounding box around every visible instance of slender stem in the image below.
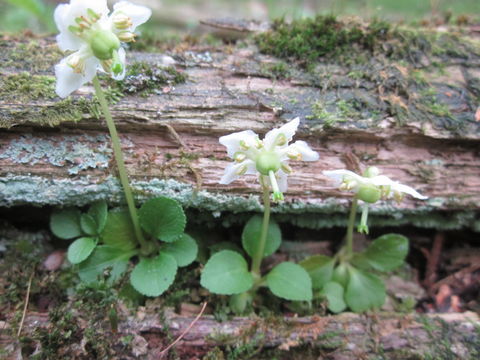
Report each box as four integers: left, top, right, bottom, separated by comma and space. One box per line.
346, 197, 358, 257
92, 76, 147, 250
251, 176, 271, 276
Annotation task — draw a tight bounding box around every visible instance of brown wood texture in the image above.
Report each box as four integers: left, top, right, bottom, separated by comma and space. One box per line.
1, 310, 478, 358
0, 32, 479, 217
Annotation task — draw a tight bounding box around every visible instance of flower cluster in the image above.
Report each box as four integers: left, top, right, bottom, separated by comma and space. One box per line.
219, 118, 319, 201
54, 0, 151, 97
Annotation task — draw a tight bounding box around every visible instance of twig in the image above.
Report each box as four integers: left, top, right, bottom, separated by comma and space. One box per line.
159, 302, 207, 356
17, 271, 34, 337
163, 123, 191, 151
423, 232, 444, 293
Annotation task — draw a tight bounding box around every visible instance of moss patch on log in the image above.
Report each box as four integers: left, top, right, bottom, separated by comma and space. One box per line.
255, 15, 480, 67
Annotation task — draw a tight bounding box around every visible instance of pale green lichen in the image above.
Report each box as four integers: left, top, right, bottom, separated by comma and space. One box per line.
0, 175, 478, 231
0, 135, 112, 175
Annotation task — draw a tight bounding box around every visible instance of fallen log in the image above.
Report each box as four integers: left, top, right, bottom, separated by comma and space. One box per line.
1, 310, 479, 359
1, 20, 479, 231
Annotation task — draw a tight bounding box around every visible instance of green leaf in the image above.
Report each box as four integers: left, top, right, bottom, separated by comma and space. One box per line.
266, 262, 312, 301
319, 281, 346, 313
362, 234, 409, 272
331, 263, 350, 288
300, 255, 335, 290
139, 197, 186, 242
5, 0, 45, 16
241, 215, 281, 258
162, 234, 198, 267
78, 246, 135, 283
80, 214, 97, 236
200, 250, 253, 295
50, 208, 82, 239
130, 253, 177, 297
101, 210, 137, 251
210, 241, 243, 255
345, 267, 385, 312
67, 237, 96, 264
88, 200, 108, 233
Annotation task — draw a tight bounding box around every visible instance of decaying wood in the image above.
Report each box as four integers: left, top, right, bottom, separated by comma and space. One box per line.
1, 310, 478, 358
0, 28, 479, 225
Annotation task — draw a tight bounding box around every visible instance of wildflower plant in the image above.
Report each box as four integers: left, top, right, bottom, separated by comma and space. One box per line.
201, 118, 319, 313
50, 0, 197, 296
300, 167, 427, 313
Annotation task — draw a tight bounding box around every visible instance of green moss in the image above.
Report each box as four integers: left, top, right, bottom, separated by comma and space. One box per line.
0, 72, 56, 101
255, 16, 479, 68
260, 61, 290, 80
256, 15, 391, 66
0, 38, 62, 73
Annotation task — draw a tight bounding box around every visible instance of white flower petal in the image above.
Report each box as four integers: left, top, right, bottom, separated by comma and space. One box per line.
244, 159, 257, 175
276, 170, 289, 192
369, 175, 395, 187
219, 130, 258, 158
287, 140, 319, 161
391, 183, 428, 200
219, 163, 242, 184
263, 117, 300, 150
55, 54, 99, 98
323, 169, 364, 186
112, 1, 152, 32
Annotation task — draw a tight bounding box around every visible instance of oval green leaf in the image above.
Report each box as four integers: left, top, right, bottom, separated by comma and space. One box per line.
266, 262, 312, 301
345, 267, 385, 312
101, 210, 137, 251
200, 250, 253, 295
139, 197, 186, 242
130, 253, 178, 297
363, 233, 409, 272
162, 233, 198, 267
80, 213, 97, 236
241, 215, 281, 258
78, 245, 135, 283
88, 200, 108, 233
67, 237, 96, 264
300, 255, 335, 290
319, 281, 346, 313
50, 208, 82, 239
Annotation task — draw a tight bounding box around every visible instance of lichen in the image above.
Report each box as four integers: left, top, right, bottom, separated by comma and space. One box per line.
0, 175, 478, 231
113, 61, 187, 96
0, 134, 112, 175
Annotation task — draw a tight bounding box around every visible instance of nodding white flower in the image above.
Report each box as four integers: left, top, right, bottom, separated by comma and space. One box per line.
219, 118, 319, 201
323, 167, 427, 234
323, 167, 427, 203
54, 0, 151, 97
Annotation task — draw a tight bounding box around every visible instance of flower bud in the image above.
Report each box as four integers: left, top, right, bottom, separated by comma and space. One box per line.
255, 152, 281, 175
357, 184, 381, 203
90, 30, 120, 60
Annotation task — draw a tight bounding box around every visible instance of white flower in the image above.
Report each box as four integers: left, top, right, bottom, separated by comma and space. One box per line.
323, 167, 428, 203
54, 0, 152, 97
219, 118, 319, 201
323, 167, 427, 234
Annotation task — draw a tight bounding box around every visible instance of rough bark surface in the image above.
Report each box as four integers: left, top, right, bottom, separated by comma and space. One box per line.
0, 26, 479, 229
1, 310, 479, 359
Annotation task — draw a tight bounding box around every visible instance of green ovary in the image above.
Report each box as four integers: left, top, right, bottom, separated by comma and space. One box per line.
255, 151, 281, 175
90, 30, 120, 60
357, 184, 381, 203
